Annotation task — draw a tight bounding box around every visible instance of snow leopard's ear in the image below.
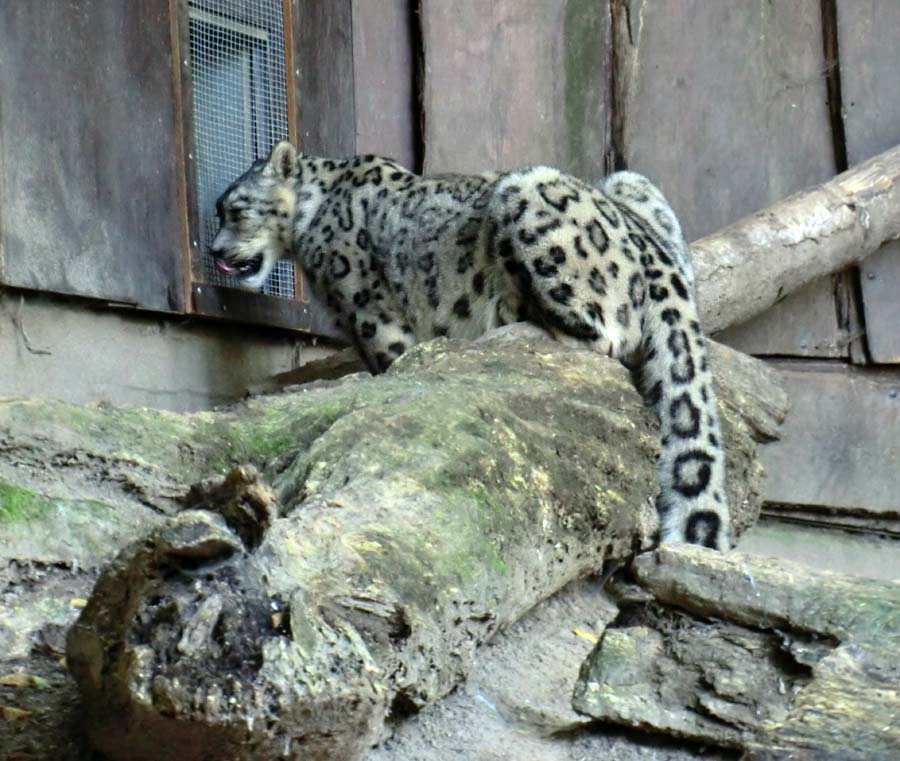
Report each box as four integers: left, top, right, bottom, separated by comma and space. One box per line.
266, 141, 298, 180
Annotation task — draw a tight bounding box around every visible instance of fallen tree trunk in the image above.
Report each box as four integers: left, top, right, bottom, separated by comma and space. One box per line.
18, 331, 782, 761
693, 143, 900, 333
574, 544, 900, 759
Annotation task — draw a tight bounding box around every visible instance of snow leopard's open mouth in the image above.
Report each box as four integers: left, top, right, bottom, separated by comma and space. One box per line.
214, 253, 264, 277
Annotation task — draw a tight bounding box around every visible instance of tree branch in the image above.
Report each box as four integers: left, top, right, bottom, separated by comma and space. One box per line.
693, 143, 900, 333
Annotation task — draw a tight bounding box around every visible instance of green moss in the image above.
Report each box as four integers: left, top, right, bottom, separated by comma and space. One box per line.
332, 451, 520, 605
0, 482, 42, 522
391, 403, 554, 589
63, 403, 192, 452
404, 483, 514, 587
0, 481, 120, 526
9, 400, 202, 483
198, 396, 357, 473
0, 479, 155, 562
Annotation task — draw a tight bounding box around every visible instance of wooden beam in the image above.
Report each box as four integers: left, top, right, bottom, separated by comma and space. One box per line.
693, 143, 900, 333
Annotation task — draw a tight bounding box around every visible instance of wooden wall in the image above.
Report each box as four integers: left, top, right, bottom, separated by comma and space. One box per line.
295, 0, 417, 169
0, 0, 186, 312
611, 0, 859, 364
404, 0, 900, 534
420, 0, 610, 181
838, 0, 900, 364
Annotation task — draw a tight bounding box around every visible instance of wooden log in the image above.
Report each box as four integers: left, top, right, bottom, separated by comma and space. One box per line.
44, 331, 786, 761
574, 544, 900, 759
693, 143, 900, 333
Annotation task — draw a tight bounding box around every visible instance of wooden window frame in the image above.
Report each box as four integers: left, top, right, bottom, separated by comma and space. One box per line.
169, 0, 340, 338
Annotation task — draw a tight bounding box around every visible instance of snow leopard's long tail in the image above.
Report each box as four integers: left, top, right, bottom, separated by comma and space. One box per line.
638, 286, 731, 549
603, 172, 732, 550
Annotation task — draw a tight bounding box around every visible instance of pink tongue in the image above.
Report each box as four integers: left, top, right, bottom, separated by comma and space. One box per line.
215, 259, 238, 274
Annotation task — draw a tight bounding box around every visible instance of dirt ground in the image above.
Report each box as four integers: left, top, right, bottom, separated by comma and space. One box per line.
1, 562, 99, 761
362, 577, 733, 761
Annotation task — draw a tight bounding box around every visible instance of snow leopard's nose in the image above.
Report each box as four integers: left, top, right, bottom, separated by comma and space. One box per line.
209, 228, 233, 258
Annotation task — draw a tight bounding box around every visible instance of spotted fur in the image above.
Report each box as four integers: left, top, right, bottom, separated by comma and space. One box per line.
211, 142, 731, 550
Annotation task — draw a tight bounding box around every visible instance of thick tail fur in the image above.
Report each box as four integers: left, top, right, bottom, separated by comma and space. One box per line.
638, 293, 731, 549
603, 171, 731, 550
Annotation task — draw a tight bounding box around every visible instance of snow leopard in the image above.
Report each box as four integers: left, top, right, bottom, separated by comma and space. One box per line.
210, 141, 730, 550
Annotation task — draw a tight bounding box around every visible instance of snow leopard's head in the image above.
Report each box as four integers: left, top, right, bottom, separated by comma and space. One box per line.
209, 141, 299, 290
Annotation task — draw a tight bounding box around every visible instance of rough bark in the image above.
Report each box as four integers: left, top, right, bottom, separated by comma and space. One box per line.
694, 143, 900, 333
574, 544, 900, 760
0, 330, 778, 761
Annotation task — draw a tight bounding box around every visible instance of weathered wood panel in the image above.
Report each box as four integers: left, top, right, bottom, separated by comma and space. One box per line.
173, 0, 202, 287
614, 0, 842, 357
859, 242, 900, 363
421, 0, 610, 181
0, 0, 185, 311
296, 0, 416, 170
713, 277, 849, 358
192, 283, 344, 340
837, 0, 900, 363
615, 0, 835, 240
295, 0, 356, 157
837, 0, 900, 165
351, 0, 417, 170
760, 363, 900, 515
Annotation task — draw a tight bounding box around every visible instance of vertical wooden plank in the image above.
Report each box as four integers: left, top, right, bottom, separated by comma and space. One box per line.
859, 243, 900, 363
283, 0, 298, 148
351, 0, 417, 170
420, 0, 610, 181
295, 0, 356, 157
291, 0, 360, 327
837, 0, 900, 364
282, 0, 305, 302
0, 0, 186, 311
616, 0, 835, 240
287, 0, 307, 301
171, 0, 203, 291
290, 0, 304, 148
837, 0, 900, 165
616, 0, 836, 240
614, 0, 840, 356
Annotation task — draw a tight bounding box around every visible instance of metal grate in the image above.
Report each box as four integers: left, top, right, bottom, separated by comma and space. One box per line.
188, 0, 295, 300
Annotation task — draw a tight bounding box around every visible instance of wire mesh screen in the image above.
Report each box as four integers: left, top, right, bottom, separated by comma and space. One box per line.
188, 0, 296, 300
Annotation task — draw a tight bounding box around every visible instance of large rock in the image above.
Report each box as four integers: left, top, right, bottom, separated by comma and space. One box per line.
0, 330, 785, 760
